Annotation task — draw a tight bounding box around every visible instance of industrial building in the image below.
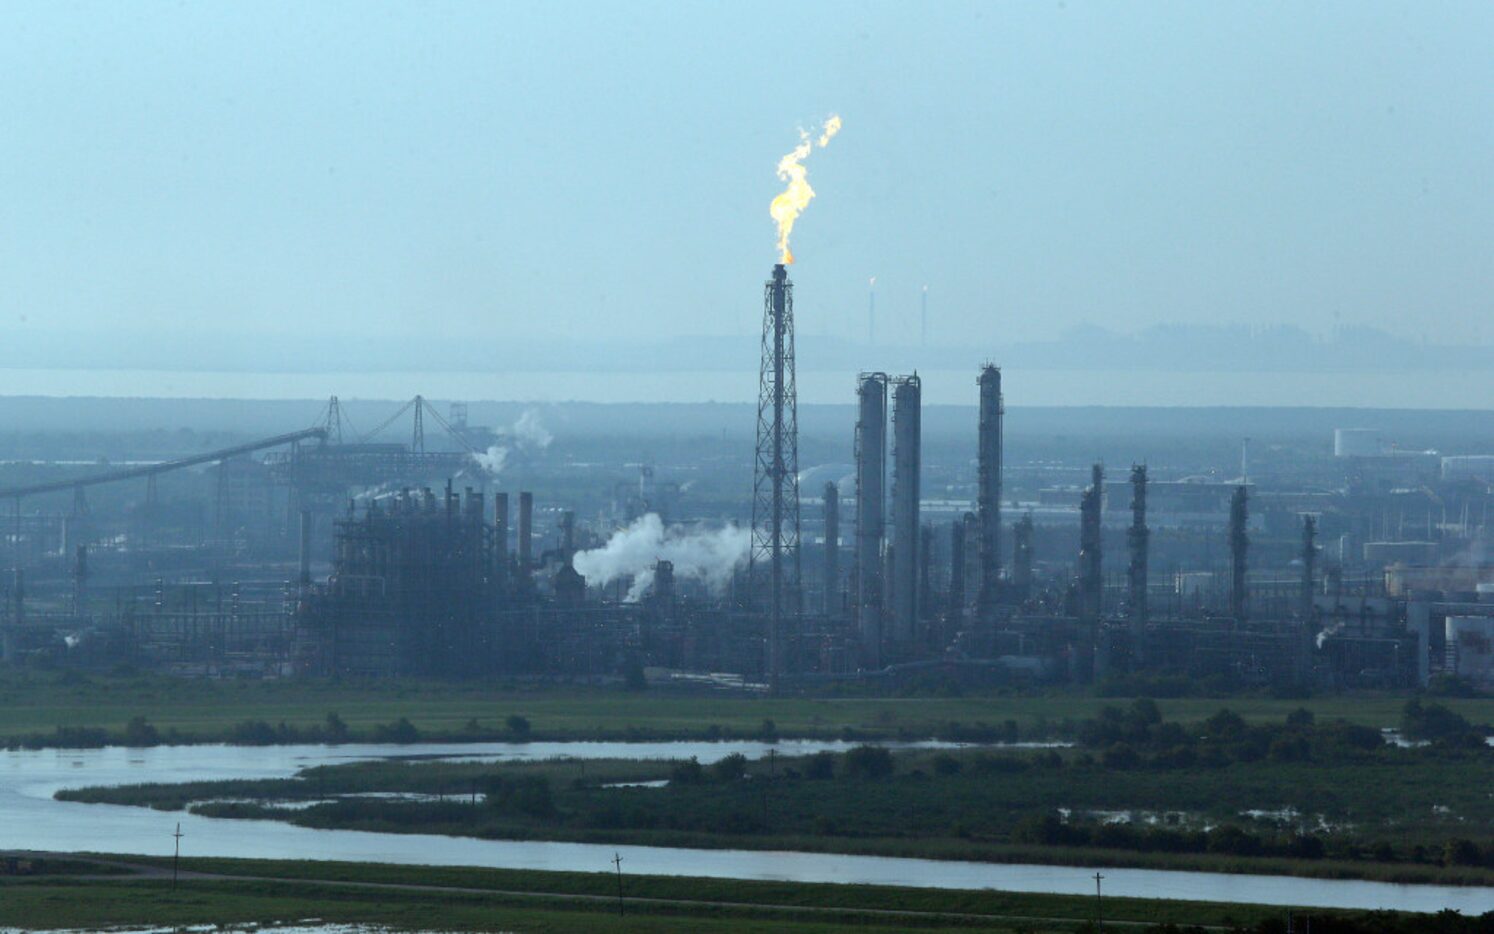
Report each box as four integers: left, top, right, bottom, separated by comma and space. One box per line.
3, 269, 1494, 695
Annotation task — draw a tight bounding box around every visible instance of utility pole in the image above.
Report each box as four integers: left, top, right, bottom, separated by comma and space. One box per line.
1094, 871, 1104, 931
172, 822, 184, 890
612, 852, 624, 916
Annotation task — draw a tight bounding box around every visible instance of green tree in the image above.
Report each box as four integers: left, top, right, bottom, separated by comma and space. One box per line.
122, 716, 159, 748
712, 752, 748, 782
843, 745, 895, 779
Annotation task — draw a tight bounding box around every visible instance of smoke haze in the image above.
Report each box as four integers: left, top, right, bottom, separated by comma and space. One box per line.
571, 513, 750, 602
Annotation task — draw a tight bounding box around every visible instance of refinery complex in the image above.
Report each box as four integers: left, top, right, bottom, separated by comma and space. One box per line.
1, 260, 1491, 697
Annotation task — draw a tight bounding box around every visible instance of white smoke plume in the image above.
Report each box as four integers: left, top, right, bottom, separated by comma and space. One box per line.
511, 409, 553, 450
472, 409, 553, 476
572, 513, 749, 602
473, 445, 509, 475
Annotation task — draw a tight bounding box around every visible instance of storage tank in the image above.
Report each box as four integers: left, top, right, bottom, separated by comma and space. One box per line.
1445, 616, 1494, 689
1441, 455, 1494, 483
1362, 541, 1438, 566
1334, 428, 1381, 458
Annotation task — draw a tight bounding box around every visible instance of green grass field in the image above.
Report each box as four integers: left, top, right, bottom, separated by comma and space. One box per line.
0, 855, 1324, 932
2, 669, 1489, 746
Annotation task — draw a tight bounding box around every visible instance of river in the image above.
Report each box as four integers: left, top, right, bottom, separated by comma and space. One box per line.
3, 740, 1489, 915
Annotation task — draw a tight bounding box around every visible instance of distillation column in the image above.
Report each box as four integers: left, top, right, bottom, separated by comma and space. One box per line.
823, 482, 839, 617
1230, 486, 1249, 621
890, 375, 922, 645
1078, 464, 1103, 622
976, 365, 1004, 617
854, 373, 888, 662
1127, 465, 1149, 664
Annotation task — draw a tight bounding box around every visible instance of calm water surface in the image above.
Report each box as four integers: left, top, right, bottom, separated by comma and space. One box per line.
3, 740, 1489, 915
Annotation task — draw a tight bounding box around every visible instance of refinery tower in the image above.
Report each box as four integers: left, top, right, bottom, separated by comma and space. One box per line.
750, 263, 801, 686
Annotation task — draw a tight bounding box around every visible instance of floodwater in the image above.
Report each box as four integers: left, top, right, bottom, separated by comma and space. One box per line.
2, 740, 1490, 914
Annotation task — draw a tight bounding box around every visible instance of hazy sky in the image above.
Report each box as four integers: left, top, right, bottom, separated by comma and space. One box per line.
2, 1, 1490, 355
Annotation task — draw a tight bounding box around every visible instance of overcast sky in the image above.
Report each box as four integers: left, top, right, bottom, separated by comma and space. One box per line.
2, 0, 1489, 356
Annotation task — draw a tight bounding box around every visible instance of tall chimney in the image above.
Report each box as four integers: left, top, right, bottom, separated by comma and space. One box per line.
1078, 464, 1103, 621
298, 509, 312, 589
948, 516, 967, 621
890, 375, 922, 645
1013, 513, 1034, 597
1300, 514, 1317, 620
977, 365, 1004, 617
1299, 513, 1318, 683
517, 491, 534, 571
494, 492, 510, 589
822, 482, 839, 617
1127, 465, 1148, 661
854, 373, 889, 662
72, 545, 88, 617
1229, 485, 1249, 621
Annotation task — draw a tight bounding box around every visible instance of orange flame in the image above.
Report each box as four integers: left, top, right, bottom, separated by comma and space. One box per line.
770, 115, 842, 264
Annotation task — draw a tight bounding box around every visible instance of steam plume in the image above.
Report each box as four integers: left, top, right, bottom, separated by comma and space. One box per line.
572, 513, 749, 602
473, 408, 553, 476
770, 114, 842, 264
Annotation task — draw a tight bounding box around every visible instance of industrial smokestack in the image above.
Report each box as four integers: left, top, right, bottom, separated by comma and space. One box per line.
11, 568, 24, 627
855, 372, 889, 662
1127, 465, 1148, 661
890, 375, 922, 645
1300, 513, 1317, 620
1078, 464, 1103, 621
1230, 485, 1249, 621
823, 482, 839, 617
298, 509, 312, 589
73, 545, 88, 617
1013, 513, 1034, 597
560, 510, 576, 559
948, 516, 967, 621
1299, 513, 1318, 684
976, 365, 1003, 617
494, 492, 510, 588
518, 491, 534, 571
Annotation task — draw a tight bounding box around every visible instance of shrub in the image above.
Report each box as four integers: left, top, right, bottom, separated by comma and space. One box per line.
711, 752, 748, 782
670, 757, 705, 785
228, 719, 277, 745
122, 716, 159, 748
1402, 699, 1473, 742
1268, 735, 1310, 762
483, 775, 555, 819
324, 712, 350, 742
373, 718, 420, 743
931, 754, 963, 776
1101, 743, 1142, 770
1129, 697, 1162, 727
802, 752, 835, 780
842, 745, 895, 779
505, 715, 532, 738
1444, 838, 1483, 867
1203, 708, 1246, 738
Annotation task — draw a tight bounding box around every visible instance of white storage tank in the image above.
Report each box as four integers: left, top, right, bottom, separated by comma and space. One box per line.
1445, 616, 1494, 689
1441, 455, 1494, 483
1334, 428, 1381, 458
